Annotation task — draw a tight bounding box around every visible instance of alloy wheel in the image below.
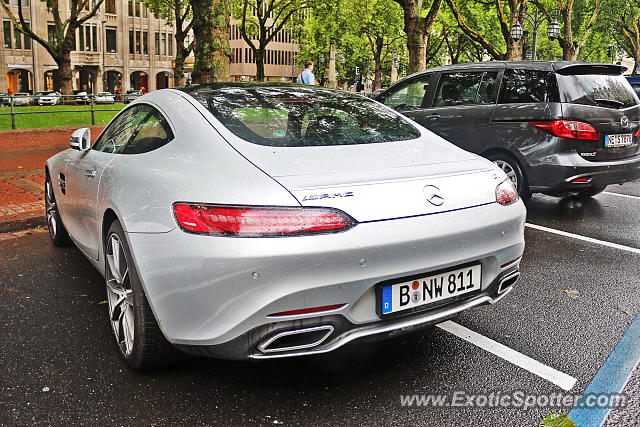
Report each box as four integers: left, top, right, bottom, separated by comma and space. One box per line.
106, 233, 135, 356
493, 160, 518, 189
45, 180, 57, 239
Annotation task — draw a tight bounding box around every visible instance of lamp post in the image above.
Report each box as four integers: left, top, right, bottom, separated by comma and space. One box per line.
509, 6, 561, 61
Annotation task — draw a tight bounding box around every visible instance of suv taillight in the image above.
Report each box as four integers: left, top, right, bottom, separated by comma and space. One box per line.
173, 203, 356, 237
529, 120, 598, 140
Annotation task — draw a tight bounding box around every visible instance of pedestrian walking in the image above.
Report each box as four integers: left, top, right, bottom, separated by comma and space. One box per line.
297, 61, 315, 85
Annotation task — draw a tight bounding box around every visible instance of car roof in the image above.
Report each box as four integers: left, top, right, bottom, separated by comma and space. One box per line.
391, 61, 627, 86
179, 82, 368, 101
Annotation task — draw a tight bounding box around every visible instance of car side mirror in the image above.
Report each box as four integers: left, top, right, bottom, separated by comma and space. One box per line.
70, 128, 91, 151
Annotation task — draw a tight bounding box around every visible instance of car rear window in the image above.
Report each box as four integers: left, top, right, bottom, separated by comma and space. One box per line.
184, 86, 421, 147
556, 74, 639, 108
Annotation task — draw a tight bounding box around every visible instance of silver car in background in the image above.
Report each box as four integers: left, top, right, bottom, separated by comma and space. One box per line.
45, 84, 525, 369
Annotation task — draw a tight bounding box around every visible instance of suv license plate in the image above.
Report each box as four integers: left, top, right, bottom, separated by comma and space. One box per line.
605, 134, 633, 148
380, 264, 481, 316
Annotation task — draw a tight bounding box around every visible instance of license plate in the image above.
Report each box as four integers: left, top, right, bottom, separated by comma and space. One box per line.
604, 133, 633, 148
380, 264, 482, 316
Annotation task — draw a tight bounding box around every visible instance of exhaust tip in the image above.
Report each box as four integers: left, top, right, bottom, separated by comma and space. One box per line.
498, 271, 520, 294
258, 325, 334, 354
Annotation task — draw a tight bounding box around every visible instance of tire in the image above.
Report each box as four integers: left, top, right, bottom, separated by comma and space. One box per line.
577, 184, 607, 197
45, 172, 72, 246
488, 152, 531, 203
104, 220, 182, 369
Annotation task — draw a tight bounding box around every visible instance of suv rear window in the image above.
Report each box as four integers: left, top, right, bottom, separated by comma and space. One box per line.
186, 86, 421, 147
498, 69, 559, 104
556, 74, 638, 109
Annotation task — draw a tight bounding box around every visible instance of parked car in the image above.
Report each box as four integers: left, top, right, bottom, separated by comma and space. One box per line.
12, 93, 33, 106
375, 62, 640, 201
95, 92, 115, 104
74, 90, 89, 105
37, 91, 62, 106
0, 93, 9, 106
123, 89, 142, 103
45, 84, 525, 369
627, 76, 640, 98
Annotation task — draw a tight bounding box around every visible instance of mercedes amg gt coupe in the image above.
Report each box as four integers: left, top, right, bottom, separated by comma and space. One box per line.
45, 83, 526, 369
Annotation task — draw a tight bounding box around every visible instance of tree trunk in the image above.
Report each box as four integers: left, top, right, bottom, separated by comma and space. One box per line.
255, 48, 265, 81
633, 57, 640, 76
54, 55, 74, 95
190, 0, 231, 83
373, 37, 383, 91
505, 39, 519, 60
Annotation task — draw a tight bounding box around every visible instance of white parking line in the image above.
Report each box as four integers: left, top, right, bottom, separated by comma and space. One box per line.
525, 223, 640, 255
437, 320, 577, 391
603, 191, 640, 200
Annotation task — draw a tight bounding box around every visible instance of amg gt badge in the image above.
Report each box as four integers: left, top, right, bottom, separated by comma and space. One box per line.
302, 191, 354, 201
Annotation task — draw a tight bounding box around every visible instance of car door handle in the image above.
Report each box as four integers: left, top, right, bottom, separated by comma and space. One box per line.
84, 169, 97, 178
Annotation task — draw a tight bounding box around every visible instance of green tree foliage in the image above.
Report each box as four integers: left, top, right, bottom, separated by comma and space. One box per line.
189, 0, 232, 82
1, 0, 104, 94
231, 0, 309, 81
142, 0, 194, 85
612, 0, 640, 74
444, 0, 525, 60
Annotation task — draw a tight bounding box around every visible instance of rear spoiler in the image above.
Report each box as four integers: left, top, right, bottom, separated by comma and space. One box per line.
553, 63, 627, 76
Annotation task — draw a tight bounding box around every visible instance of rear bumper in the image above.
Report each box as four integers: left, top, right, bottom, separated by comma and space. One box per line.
528, 151, 640, 194
125, 201, 525, 359
175, 271, 520, 360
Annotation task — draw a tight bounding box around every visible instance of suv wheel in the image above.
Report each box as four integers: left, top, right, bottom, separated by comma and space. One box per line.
488, 153, 531, 203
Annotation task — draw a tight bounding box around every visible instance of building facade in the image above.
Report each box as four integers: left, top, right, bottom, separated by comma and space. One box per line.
229, 20, 301, 82
0, 0, 178, 94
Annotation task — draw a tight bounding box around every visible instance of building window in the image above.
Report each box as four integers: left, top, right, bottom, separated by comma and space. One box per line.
23, 22, 31, 49
3, 21, 11, 48
106, 28, 116, 52
47, 24, 56, 46
142, 5, 147, 18
85, 25, 91, 50
154, 32, 159, 55
161, 32, 166, 55
92, 25, 97, 51
135, 0, 140, 17
142, 31, 148, 54
128, 0, 133, 16
129, 30, 133, 54
168, 35, 172, 56
78, 26, 84, 50
14, 25, 21, 49
135, 30, 140, 54
105, 0, 115, 14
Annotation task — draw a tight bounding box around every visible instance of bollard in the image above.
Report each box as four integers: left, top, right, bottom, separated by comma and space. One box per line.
90, 95, 95, 125
10, 95, 15, 130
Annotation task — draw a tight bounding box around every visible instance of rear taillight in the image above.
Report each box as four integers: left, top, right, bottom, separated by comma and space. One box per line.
635, 128, 640, 137
496, 179, 519, 206
529, 120, 598, 140
173, 203, 356, 237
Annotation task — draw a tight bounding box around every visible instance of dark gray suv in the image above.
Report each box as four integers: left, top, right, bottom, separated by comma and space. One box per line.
375, 62, 640, 201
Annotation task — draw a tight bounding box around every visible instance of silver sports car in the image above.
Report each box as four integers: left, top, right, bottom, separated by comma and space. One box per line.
45, 83, 526, 369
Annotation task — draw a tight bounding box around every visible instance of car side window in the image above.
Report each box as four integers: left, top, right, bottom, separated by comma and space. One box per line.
93, 105, 149, 153
381, 76, 431, 111
498, 69, 559, 103
433, 72, 499, 107
121, 107, 174, 154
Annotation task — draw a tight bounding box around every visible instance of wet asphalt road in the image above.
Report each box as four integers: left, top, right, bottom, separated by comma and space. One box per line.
1, 182, 640, 426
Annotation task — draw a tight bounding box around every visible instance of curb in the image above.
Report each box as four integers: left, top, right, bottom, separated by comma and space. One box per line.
0, 215, 47, 234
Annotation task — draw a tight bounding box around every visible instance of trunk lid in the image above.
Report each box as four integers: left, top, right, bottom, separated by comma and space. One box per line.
228, 136, 502, 222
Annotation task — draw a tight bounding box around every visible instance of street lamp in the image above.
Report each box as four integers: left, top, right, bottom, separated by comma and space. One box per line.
509, 6, 561, 61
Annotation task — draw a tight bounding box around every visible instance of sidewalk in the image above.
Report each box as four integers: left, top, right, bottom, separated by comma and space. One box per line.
0, 126, 105, 233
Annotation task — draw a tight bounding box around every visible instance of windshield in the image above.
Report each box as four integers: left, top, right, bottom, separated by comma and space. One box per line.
557, 74, 639, 108
183, 85, 421, 147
